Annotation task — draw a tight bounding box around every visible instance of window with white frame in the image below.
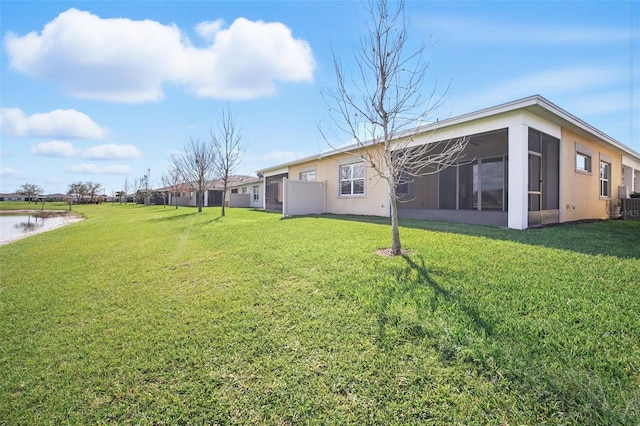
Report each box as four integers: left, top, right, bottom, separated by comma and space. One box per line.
242, 187, 247, 194
252, 186, 260, 201
600, 161, 610, 197
339, 162, 365, 196
575, 142, 593, 174
576, 152, 592, 173
299, 170, 316, 181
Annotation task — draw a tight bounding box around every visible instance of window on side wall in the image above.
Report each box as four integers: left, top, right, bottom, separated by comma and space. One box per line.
252, 186, 260, 201
600, 161, 610, 198
576, 152, 592, 173
575, 142, 593, 174
299, 170, 316, 181
339, 162, 365, 196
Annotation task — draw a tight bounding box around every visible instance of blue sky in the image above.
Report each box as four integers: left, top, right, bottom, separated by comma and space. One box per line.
1, 0, 638, 195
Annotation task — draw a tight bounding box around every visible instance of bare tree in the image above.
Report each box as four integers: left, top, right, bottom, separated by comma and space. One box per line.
138, 169, 153, 205
322, 0, 467, 255
161, 166, 181, 209
86, 181, 102, 204
169, 138, 217, 213
133, 178, 141, 204
211, 106, 246, 217
121, 178, 130, 204
17, 183, 44, 206
67, 181, 88, 205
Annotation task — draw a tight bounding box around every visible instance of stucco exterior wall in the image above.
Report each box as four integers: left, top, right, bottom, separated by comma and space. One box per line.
257, 97, 640, 228
559, 128, 622, 222
288, 148, 390, 217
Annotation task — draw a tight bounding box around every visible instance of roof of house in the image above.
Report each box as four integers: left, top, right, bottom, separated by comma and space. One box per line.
155, 174, 260, 192
225, 175, 262, 187
257, 94, 640, 174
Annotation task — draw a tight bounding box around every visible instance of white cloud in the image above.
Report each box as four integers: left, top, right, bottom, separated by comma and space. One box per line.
80, 144, 143, 160
29, 141, 143, 160
68, 164, 133, 174
182, 17, 316, 99
0, 167, 21, 177
195, 19, 225, 42
0, 108, 108, 139
30, 140, 76, 157
4, 8, 316, 102
419, 15, 639, 44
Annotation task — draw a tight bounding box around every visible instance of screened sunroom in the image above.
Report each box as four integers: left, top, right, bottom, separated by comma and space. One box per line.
397, 127, 559, 227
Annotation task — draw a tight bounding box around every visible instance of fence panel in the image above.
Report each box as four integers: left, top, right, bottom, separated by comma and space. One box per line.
283, 179, 326, 216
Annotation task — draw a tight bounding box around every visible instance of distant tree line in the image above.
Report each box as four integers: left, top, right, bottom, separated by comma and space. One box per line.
67, 181, 104, 204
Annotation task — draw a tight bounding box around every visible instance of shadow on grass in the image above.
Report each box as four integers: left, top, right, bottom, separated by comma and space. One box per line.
375, 253, 633, 422
288, 214, 640, 259
147, 211, 200, 221
375, 253, 493, 357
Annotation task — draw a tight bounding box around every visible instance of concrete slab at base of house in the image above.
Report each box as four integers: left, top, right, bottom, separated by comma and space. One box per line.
399, 208, 508, 227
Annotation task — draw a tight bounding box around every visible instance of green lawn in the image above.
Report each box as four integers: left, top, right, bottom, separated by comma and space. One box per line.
0, 201, 70, 211
1, 203, 638, 424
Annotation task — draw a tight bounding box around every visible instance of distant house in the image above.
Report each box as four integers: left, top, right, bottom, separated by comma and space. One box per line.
44, 193, 69, 202
0, 193, 28, 202
256, 95, 640, 229
226, 175, 263, 209
155, 175, 262, 208
0, 193, 69, 202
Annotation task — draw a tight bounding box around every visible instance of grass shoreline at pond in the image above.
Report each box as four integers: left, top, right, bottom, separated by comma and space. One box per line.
1, 203, 638, 424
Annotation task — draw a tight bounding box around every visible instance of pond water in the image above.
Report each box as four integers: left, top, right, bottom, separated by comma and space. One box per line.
0, 212, 80, 245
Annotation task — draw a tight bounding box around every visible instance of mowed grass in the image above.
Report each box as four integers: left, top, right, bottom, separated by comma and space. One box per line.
1, 203, 638, 424
0, 201, 70, 211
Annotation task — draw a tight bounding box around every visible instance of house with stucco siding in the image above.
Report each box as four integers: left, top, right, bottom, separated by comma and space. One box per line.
257, 95, 640, 229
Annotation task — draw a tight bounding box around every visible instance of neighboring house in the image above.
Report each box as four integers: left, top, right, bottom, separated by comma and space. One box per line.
156, 175, 262, 208
44, 193, 69, 202
257, 95, 640, 229
226, 175, 263, 209
0, 193, 28, 202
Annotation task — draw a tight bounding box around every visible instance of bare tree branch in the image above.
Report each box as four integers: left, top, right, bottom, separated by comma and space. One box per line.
321, 0, 467, 255
169, 138, 217, 213
211, 106, 246, 217
17, 183, 44, 204
161, 167, 181, 209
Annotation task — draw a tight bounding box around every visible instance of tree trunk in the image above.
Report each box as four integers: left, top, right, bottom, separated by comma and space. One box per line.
221, 191, 226, 217
389, 187, 402, 255
197, 191, 203, 213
